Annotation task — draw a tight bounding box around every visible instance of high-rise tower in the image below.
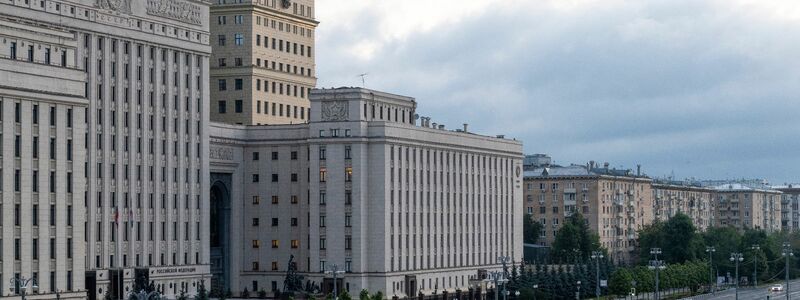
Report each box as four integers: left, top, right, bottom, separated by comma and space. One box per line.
211, 0, 317, 125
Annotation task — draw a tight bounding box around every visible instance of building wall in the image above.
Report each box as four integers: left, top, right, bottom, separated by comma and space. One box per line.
714, 190, 782, 232
652, 184, 715, 231
210, 88, 524, 298
523, 174, 654, 264
0, 14, 88, 298
0, 0, 213, 298
210, 0, 317, 125
777, 187, 800, 232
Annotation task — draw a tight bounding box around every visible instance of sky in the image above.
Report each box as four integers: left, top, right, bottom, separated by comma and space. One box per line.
313, 0, 800, 184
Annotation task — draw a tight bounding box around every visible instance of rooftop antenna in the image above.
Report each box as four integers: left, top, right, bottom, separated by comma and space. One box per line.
357, 73, 368, 87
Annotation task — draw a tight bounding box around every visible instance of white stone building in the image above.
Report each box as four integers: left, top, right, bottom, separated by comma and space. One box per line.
0, 0, 212, 299
209, 87, 524, 298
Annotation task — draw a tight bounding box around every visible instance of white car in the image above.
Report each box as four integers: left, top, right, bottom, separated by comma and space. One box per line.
770, 284, 784, 292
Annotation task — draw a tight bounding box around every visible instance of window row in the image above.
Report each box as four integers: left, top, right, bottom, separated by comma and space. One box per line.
251, 196, 300, 205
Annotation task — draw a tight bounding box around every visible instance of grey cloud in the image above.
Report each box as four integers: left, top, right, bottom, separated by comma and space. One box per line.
316, 1, 800, 183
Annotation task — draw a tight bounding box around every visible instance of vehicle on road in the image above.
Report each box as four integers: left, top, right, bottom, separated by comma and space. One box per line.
770, 284, 784, 292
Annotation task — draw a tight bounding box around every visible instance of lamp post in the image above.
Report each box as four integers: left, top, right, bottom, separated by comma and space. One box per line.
782, 243, 793, 300
730, 252, 744, 300
8, 276, 38, 300
751, 244, 760, 287
648, 248, 665, 300
325, 264, 345, 300
576, 280, 581, 300
485, 271, 508, 300
591, 251, 603, 299
706, 246, 716, 294
498, 255, 512, 300
532, 284, 538, 300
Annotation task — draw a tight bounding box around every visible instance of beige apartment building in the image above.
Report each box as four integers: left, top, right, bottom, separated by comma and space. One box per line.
774, 184, 800, 231
210, 0, 317, 125
652, 181, 715, 231
713, 184, 782, 232
523, 161, 653, 264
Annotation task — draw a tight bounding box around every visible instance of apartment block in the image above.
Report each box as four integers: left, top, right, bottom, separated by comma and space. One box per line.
652, 180, 715, 231
210, 0, 317, 125
523, 160, 653, 264
712, 184, 782, 232
773, 184, 800, 232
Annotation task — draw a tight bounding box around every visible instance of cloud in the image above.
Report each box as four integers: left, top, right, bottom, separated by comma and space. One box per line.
315, 0, 800, 183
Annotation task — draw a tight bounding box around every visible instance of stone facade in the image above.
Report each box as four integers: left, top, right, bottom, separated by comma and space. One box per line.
0, 0, 213, 299
774, 185, 800, 232
652, 181, 715, 231
713, 184, 782, 233
523, 163, 654, 264
210, 0, 317, 125
210, 87, 524, 298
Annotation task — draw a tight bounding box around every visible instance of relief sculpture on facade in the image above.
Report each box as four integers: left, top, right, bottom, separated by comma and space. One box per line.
210, 146, 233, 161
321, 101, 348, 121
95, 0, 132, 14
146, 0, 203, 25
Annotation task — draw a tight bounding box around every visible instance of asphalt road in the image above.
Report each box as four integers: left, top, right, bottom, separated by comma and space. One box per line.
682, 279, 800, 300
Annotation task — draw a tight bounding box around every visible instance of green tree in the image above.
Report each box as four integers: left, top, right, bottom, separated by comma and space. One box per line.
524, 215, 543, 244
551, 213, 600, 262
662, 213, 701, 263
339, 290, 352, 300
609, 268, 633, 296
359, 289, 370, 300
371, 291, 383, 300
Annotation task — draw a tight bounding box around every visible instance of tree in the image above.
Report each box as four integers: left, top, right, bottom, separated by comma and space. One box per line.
523, 215, 543, 244
371, 291, 383, 300
662, 213, 701, 263
196, 282, 209, 300
258, 289, 269, 299
359, 289, 370, 300
242, 287, 250, 299
551, 213, 601, 262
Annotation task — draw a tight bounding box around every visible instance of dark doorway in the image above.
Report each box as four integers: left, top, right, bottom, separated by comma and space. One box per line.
321, 278, 344, 296
86, 271, 97, 300
110, 269, 124, 300
210, 176, 232, 294
134, 268, 150, 293
405, 275, 417, 297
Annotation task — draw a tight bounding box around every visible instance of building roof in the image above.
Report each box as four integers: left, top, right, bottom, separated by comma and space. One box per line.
524, 165, 648, 179
712, 183, 781, 193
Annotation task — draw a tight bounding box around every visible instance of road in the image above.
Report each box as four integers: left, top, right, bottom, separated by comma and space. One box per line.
682, 279, 800, 300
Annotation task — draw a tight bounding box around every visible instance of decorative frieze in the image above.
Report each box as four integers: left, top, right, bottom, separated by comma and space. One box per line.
146, 0, 203, 25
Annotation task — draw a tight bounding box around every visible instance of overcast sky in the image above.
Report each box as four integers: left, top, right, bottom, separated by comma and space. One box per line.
314, 0, 800, 184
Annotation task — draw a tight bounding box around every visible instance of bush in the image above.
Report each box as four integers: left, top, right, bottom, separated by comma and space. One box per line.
258, 289, 268, 299
242, 287, 250, 299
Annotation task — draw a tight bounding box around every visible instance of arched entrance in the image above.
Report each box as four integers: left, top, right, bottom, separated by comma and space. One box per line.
210, 176, 232, 294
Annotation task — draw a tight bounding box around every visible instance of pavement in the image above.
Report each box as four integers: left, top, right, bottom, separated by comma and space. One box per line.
681, 279, 800, 300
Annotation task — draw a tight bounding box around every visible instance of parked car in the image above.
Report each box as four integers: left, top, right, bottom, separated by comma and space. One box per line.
771, 284, 784, 292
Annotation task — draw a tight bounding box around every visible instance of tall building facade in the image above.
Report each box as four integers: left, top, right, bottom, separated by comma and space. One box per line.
523, 162, 654, 264
713, 184, 782, 232
0, 12, 87, 298
652, 181, 715, 231
209, 87, 524, 298
210, 0, 317, 125
773, 185, 799, 232
1, 0, 213, 299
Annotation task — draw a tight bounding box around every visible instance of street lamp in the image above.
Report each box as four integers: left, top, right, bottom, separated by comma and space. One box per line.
576, 281, 581, 300
751, 244, 760, 287
485, 271, 508, 300
782, 243, 793, 300
648, 248, 665, 300
730, 252, 744, 300
498, 255, 512, 300
9, 276, 38, 300
706, 246, 716, 294
325, 264, 345, 300
532, 284, 538, 300
591, 251, 604, 299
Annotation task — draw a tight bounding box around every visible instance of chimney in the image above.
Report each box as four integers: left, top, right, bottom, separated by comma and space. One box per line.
438, 125, 445, 130
463, 123, 469, 133
589, 161, 595, 170
637, 164, 641, 176
604, 162, 609, 169
432, 122, 437, 129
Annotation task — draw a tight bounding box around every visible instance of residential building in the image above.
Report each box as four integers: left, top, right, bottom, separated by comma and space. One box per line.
712, 184, 782, 232
773, 184, 800, 232
652, 180, 715, 231
210, 0, 317, 125
0, 0, 213, 299
523, 161, 653, 264
209, 87, 524, 297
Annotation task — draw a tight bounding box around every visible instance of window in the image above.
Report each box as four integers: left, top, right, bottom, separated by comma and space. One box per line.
271, 152, 279, 160
252, 218, 259, 226
291, 174, 298, 182
319, 238, 326, 250
291, 151, 298, 160
319, 192, 326, 205
218, 101, 226, 114
291, 240, 299, 248
252, 240, 260, 248
291, 218, 298, 226
218, 35, 226, 46
271, 196, 279, 204
271, 174, 279, 182
319, 216, 326, 227
252, 152, 260, 161
234, 34, 244, 45
252, 174, 259, 183
235, 100, 243, 113
252, 196, 260, 205
271, 218, 279, 226
235, 79, 243, 90
252, 262, 260, 271
345, 167, 353, 182
271, 240, 279, 248
291, 195, 298, 204
319, 168, 327, 182
319, 147, 326, 160
218, 79, 227, 91
345, 146, 352, 159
